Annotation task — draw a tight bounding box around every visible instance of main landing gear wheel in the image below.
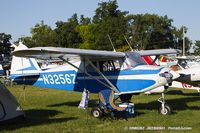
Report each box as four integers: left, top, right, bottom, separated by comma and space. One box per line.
159, 104, 172, 115
91, 107, 102, 118
158, 92, 172, 115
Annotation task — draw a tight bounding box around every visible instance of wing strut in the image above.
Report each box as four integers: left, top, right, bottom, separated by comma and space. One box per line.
85, 57, 119, 93
151, 55, 159, 65
59, 57, 119, 93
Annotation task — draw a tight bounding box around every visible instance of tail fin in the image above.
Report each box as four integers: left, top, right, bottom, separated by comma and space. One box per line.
10, 42, 41, 77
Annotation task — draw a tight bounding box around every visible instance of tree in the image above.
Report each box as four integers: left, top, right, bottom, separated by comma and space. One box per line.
30, 21, 57, 47
127, 14, 179, 50
76, 24, 96, 49
193, 40, 200, 55
54, 13, 82, 48
20, 36, 36, 48
92, 0, 128, 50
0, 33, 11, 44
20, 0, 193, 54
0, 33, 12, 54
0, 33, 12, 64
80, 15, 91, 25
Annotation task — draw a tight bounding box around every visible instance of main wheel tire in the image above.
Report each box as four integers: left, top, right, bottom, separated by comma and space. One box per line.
159, 104, 172, 115
91, 107, 102, 118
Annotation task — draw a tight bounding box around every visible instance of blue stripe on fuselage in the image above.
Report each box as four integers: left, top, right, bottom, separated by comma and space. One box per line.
11, 68, 160, 93
77, 68, 163, 77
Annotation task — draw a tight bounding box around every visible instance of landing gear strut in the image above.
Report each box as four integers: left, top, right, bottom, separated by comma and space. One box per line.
158, 92, 172, 115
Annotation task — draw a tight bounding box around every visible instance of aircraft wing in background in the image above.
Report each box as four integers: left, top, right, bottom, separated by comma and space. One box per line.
136, 49, 178, 56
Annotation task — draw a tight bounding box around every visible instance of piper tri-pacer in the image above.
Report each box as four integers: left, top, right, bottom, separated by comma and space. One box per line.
10, 42, 179, 117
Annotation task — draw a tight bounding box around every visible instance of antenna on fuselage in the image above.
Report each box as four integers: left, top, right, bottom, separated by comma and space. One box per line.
107, 34, 116, 52
123, 35, 134, 52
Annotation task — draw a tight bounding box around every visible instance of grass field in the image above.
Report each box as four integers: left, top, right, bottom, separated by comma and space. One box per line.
0, 85, 200, 133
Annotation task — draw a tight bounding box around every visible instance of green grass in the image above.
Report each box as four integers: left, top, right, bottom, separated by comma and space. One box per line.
1, 85, 200, 133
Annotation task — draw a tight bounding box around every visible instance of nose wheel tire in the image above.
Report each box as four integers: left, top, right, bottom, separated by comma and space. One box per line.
159, 104, 172, 115
91, 107, 102, 118
158, 92, 172, 115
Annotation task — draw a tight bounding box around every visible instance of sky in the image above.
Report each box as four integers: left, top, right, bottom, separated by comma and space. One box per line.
0, 0, 200, 43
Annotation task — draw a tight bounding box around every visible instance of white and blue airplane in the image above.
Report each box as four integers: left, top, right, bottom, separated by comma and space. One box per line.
10, 42, 179, 116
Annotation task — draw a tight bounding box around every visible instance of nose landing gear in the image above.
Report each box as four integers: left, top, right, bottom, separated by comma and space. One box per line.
158, 92, 172, 115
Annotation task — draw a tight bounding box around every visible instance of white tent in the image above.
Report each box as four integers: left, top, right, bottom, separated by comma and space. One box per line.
0, 83, 25, 123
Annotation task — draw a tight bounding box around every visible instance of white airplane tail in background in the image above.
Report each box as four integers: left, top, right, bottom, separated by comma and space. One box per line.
10, 42, 41, 77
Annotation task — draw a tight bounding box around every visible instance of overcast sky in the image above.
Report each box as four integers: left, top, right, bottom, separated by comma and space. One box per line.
1, 0, 199, 43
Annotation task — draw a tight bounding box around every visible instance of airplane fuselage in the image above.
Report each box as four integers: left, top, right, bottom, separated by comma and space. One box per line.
176, 67, 200, 87
11, 61, 170, 95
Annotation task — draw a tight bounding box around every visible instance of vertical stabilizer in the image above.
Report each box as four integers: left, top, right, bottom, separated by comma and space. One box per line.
10, 42, 41, 77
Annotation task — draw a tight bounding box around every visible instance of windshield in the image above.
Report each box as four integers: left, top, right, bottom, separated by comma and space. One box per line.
125, 52, 146, 67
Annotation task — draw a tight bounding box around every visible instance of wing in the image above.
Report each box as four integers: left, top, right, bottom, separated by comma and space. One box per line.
13, 45, 178, 60
136, 49, 178, 56
12, 47, 125, 60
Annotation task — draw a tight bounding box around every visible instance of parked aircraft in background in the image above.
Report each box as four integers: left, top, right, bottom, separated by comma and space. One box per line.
176, 56, 200, 69
10, 42, 179, 116
142, 55, 200, 94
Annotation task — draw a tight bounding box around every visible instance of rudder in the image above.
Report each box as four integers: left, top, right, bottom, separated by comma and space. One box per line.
10, 42, 41, 77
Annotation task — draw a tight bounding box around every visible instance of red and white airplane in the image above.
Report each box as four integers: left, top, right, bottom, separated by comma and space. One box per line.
142, 55, 200, 94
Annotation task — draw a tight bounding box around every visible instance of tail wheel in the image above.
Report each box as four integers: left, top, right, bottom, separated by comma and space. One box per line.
159, 104, 172, 115
91, 107, 102, 118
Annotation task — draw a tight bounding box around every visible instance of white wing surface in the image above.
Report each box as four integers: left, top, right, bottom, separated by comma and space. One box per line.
136, 49, 178, 56
13, 47, 125, 60
13, 46, 178, 60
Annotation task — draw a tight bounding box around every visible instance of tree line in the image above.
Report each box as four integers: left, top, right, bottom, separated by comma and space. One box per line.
1, 0, 200, 56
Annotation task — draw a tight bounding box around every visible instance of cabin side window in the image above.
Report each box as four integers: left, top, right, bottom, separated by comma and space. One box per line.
99, 60, 121, 72
85, 59, 122, 73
